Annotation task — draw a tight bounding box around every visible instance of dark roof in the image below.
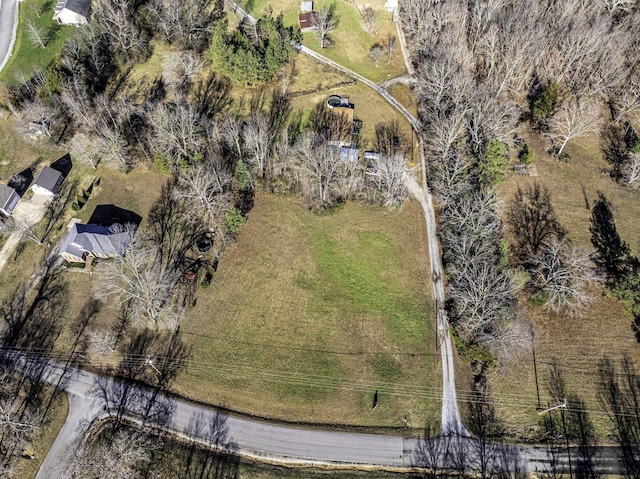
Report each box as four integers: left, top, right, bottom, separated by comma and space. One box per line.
59, 0, 91, 17
59, 223, 133, 260
34, 166, 64, 194
299, 11, 318, 29
0, 185, 17, 209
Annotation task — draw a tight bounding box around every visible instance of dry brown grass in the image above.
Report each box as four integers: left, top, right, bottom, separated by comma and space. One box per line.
289, 80, 413, 149
175, 193, 439, 429
489, 127, 640, 439
0, 120, 68, 182
497, 128, 640, 253
15, 392, 69, 479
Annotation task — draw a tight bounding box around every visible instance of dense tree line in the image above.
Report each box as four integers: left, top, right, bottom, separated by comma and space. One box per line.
401, 0, 640, 355
210, 13, 299, 85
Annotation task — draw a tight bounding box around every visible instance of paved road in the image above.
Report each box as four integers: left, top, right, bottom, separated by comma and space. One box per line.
0, 0, 19, 73
28, 362, 419, 477
21, 358, 625, 477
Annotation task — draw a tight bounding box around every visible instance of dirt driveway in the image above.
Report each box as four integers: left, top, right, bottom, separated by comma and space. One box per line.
0, 192, 50, 274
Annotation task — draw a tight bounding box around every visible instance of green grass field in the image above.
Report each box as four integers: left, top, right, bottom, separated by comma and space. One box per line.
0, 0, 75, 84
250, 0, 406, 82
175, 193, 439, 429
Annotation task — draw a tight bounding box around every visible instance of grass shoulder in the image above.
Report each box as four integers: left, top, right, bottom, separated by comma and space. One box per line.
15, 391, 69, 479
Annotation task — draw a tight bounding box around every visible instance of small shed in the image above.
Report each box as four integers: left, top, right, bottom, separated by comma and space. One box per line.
340, 146, 359, 164
364, 151, 381, 162
299, 11, 319, 32
53, 0, 91, 25
0, 185, 20, 216
31, 166, 64, 196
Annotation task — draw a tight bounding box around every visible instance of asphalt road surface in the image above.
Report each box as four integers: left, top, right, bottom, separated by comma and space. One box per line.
22, 359, 626, 477
0, 0, 19, 73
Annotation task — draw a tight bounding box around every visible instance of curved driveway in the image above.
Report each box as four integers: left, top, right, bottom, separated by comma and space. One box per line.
0, 0, 19, 73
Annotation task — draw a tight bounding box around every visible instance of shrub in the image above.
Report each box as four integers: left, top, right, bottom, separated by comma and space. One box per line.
531, 82, 558, 121
479, 139, 509, 185
519, 143, 535, 164
225, 206, 246, 233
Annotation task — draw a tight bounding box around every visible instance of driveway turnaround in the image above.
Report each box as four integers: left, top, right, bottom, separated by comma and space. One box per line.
0, 193, 50, 274
0, 0, 19, 73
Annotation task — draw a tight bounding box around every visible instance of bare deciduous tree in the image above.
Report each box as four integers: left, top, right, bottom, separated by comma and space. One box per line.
242, 112, 272, 178
387, 34, 396, 64
62, 430, 154, 479
25, 19, 46, 49
95, 235, 179, 329
532, 238, 602, 316
92, 0, 145, 59
297, 133, 341, 207
622, 153, 640, 188
374, 153, 408, 208
148, 101, 206, 169
314, 3, 339, 49
548, 98, 601, 156
174, 160, 232, 227
362, 7, 377, 33
87, 329, 117, 356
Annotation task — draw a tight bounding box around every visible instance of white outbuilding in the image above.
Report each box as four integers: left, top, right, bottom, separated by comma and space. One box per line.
53, 0, 91, 25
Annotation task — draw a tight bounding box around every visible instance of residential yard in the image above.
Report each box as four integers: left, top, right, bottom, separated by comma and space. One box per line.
0, 120, 67, 182
0, 0, 75, 84
250, 0, 406, 82
52, 167, 169, 349
279, 55, 414, 151
175, 193, 439, 429
488, 129, 640, 440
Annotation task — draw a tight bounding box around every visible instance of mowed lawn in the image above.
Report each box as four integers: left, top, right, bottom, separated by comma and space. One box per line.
177, 193, 439, 429
0, 0, 75, 84
251, 0, 406, 82
490, 129, 640, 439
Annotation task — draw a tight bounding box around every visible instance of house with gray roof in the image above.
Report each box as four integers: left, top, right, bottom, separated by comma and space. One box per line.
53, 0, 91, 25
0, 185, 20, 216
59, 222, 133, 264
31, 166, 64, 197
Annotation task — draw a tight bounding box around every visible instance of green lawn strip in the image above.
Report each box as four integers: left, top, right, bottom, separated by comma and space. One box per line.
0, 0, 75, 84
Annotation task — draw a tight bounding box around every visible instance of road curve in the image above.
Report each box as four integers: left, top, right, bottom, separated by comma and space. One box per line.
0, 0, 19, 73
29, 362, 419, 478
14, 357, 624, 477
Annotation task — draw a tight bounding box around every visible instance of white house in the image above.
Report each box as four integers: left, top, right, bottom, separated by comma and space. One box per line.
31, 166, 64, 197
0, 185, 20, 216
53, 0, 91, 25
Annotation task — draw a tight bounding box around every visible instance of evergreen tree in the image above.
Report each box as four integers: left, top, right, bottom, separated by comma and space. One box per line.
590, 192, 634, 282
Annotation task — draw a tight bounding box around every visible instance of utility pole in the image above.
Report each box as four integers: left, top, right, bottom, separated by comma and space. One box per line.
145, 356, 161, 375
561, 405, 573, 479
531, 324, 541, 410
